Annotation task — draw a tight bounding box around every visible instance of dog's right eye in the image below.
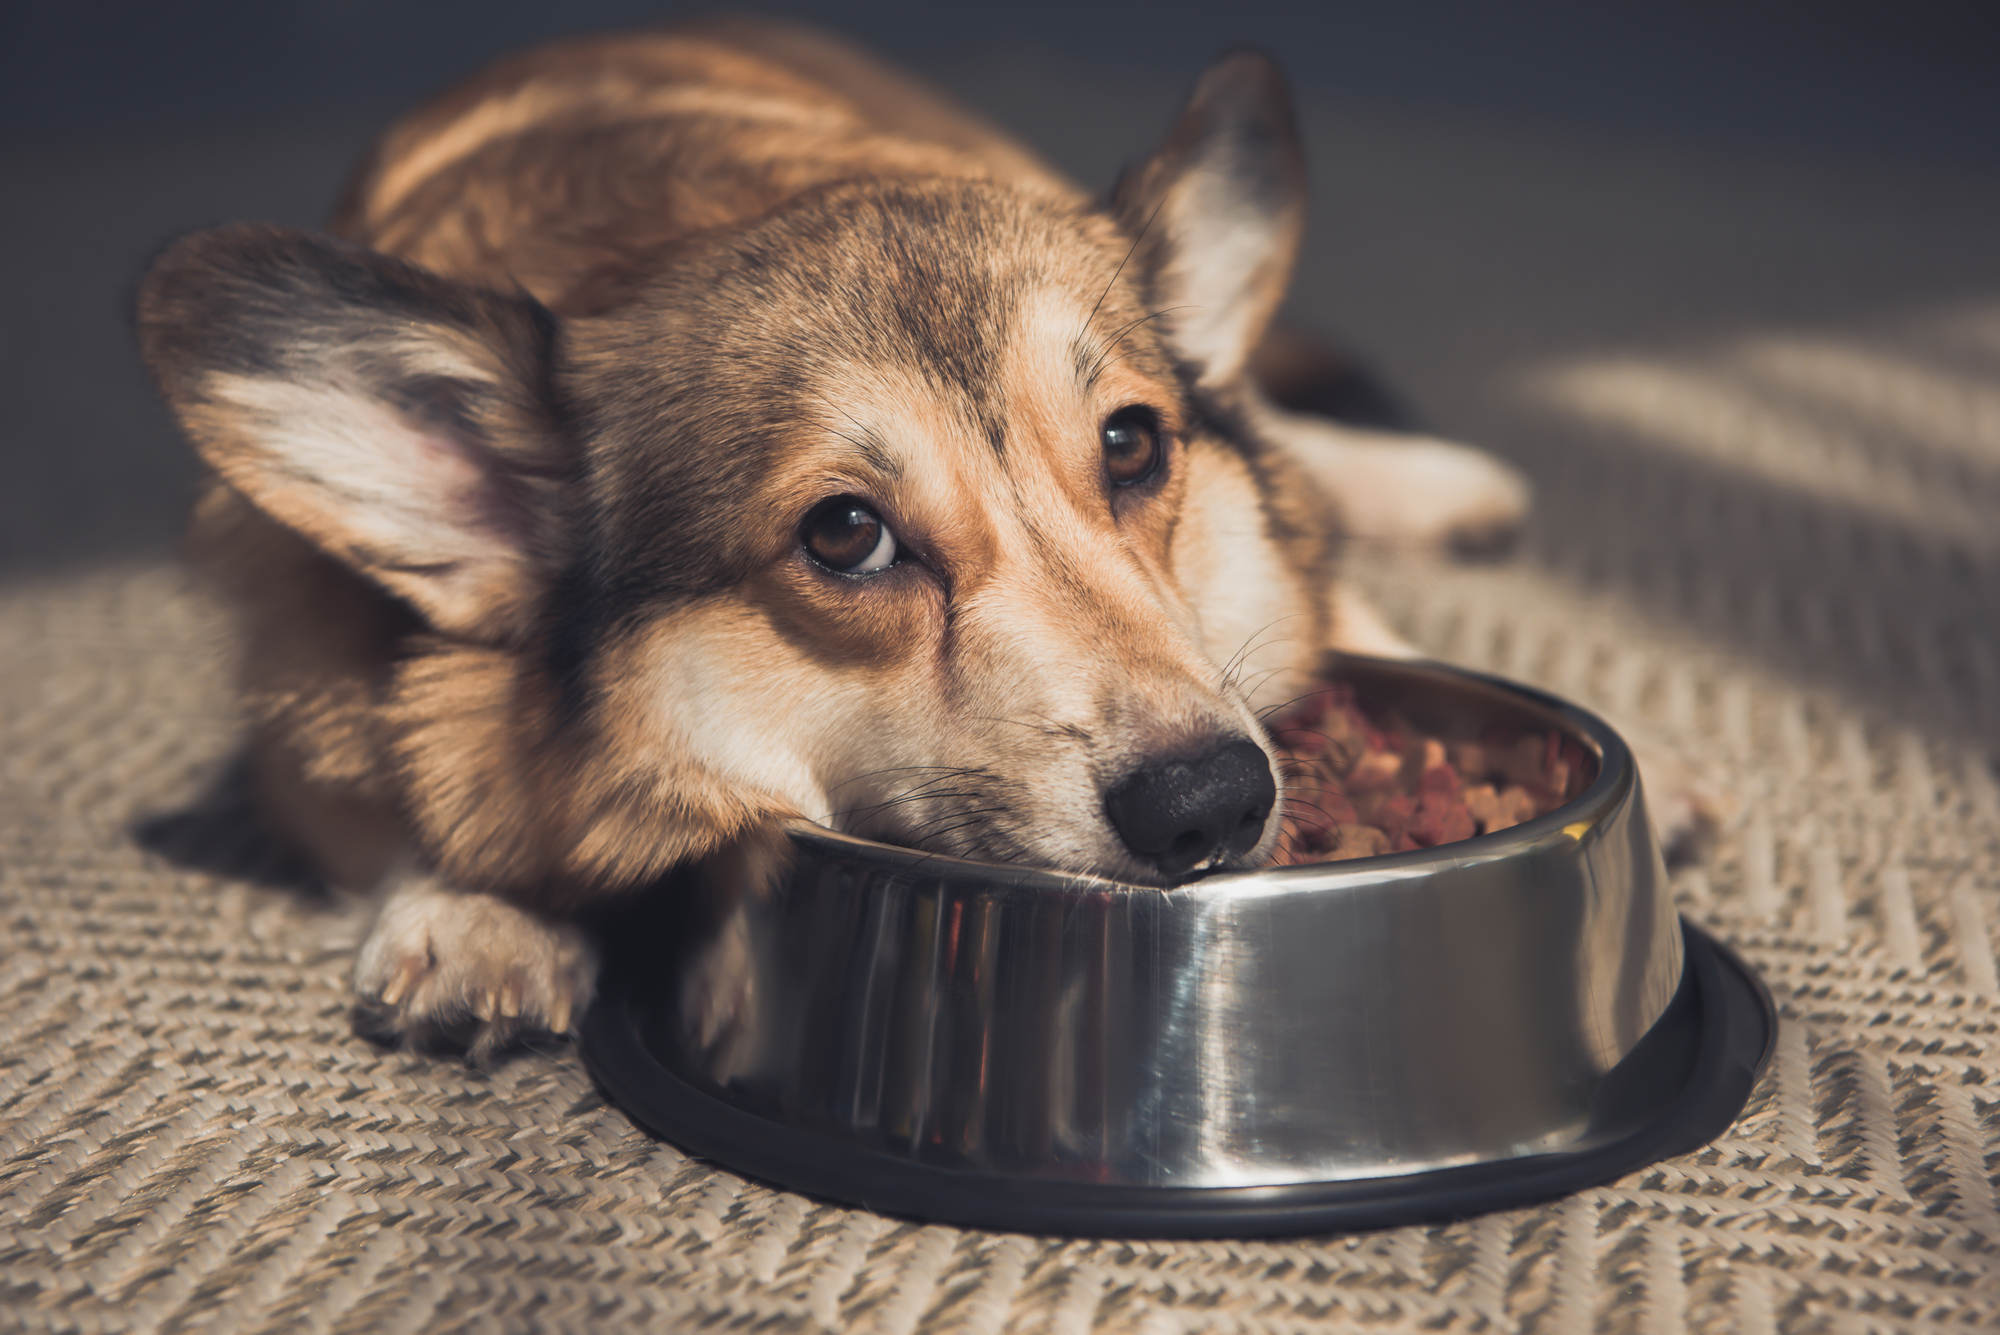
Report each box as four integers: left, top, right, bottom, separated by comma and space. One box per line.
802, 497, 900, 575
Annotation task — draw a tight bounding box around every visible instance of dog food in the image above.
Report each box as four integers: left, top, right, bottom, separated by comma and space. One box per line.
1265, 682, 1591, 864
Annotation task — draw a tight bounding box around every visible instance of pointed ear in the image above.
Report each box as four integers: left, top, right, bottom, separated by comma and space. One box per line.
136, 224, 569, 645
1112, 52, 1306, 388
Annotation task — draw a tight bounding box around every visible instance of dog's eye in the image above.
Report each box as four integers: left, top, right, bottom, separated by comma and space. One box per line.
802, 497, 899, 575
1102, 407, 1161, 486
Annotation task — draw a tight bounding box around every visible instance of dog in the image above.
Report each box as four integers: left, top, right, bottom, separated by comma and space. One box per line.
135, 16, 1531, 1059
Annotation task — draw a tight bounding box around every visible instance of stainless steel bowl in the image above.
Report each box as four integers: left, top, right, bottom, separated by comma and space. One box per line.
585, 656, 1774, 1236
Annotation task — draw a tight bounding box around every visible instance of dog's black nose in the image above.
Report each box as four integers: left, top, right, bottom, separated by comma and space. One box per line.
1104, 739, 1276, 878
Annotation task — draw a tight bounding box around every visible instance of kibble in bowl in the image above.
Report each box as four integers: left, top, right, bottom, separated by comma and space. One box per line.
1266, 671, 1596, 864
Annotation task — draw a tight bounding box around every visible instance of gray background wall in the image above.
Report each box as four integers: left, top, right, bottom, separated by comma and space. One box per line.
4, 0, 1996, 572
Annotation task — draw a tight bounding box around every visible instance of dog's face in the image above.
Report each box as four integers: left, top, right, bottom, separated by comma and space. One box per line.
563, 178, 1330, 880
138, 55, 1331, 891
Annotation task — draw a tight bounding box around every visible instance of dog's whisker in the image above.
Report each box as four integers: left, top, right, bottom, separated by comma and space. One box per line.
825, 764, 986, 796
1218, 615, 1299, 690
829, 799, 974, 827
1265, 726, 1342, 748
1079, 195, 1167, 352
827, 789, 990, 824
825, 771, 999, 822
967, 713, 1091, 743
908, 803, 1013, 834
1255, 685, 1339, 723
805, 389, 885, 460
1277, 782, 1344, 800
822, 773, 995, 819
1233, 664, 1293, 703
909, 811, 1014, 854
1081, 306, 1195, 390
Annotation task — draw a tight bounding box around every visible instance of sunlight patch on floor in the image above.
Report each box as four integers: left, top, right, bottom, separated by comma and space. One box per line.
1517, 302, 2000, 558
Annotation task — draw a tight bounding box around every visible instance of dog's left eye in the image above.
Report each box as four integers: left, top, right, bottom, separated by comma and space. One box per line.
802, 497, 900, 575
1102, 407, 1162, 486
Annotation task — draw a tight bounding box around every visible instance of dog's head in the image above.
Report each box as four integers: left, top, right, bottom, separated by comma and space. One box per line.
137, 53, 1334, 892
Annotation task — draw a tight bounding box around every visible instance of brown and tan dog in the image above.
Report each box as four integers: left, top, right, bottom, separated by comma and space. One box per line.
135, 17, 1529, 1058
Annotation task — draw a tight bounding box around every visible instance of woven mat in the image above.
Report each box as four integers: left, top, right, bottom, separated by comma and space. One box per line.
6, 91, 2000, 1333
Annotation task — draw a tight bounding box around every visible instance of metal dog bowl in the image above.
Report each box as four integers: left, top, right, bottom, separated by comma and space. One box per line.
583, 656, 1774, 1237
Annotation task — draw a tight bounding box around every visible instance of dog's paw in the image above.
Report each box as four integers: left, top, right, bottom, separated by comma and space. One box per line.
352, 873, 597, 1062
1260, 407, 1532, 555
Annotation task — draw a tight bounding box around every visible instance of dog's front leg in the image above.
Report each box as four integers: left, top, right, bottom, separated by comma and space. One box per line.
351, 862, 598, 1062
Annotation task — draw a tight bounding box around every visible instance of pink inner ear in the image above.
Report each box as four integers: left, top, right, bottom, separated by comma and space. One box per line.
336, 408, 536, 637
392, 375, 537, 549
411, 421, 533, 553
203, 369, 539, 639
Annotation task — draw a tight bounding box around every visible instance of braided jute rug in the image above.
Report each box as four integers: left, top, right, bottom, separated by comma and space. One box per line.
6, 85, 2000, 1334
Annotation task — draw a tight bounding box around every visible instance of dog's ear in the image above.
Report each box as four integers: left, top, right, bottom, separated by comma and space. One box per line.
1112, 52, 1306, 388
136, 224, 568, 645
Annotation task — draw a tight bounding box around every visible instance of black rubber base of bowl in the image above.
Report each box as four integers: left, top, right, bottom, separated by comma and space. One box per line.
581, 919, 1775, 1238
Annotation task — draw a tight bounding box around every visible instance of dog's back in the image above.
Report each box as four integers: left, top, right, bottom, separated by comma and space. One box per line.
331, 18, 1070, 312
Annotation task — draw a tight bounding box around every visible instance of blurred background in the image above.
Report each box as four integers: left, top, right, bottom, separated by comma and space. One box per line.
4, 0, 1998, 727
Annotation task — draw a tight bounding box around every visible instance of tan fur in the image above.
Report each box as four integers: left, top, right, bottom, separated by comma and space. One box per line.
331, 20, 1069, 311
136, 17, 1527, 1054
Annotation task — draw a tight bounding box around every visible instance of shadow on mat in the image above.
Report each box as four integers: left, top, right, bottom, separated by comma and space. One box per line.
131, 751, 331, 898
133, 753, 589, 1067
